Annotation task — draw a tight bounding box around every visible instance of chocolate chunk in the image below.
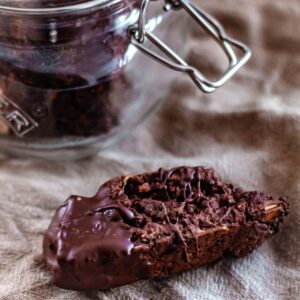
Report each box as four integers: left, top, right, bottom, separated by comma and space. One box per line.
43, 166, 288, 290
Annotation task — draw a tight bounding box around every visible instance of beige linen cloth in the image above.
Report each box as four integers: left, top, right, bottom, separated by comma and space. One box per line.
0, 0, 299, 299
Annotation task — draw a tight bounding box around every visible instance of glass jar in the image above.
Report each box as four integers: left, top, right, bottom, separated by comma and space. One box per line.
0, 0, 251, 159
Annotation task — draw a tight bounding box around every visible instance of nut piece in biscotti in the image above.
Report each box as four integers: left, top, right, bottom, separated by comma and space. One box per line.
43, 166, 288, 290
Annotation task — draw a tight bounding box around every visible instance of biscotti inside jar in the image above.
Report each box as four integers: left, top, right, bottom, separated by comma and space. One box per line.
0, 0, 138, 138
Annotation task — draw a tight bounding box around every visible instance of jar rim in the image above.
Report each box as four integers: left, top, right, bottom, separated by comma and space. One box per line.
0, 0, 122, 15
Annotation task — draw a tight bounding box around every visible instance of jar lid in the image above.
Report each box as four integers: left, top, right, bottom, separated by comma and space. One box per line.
0, 0, 113, 12
0, 0, 103, 8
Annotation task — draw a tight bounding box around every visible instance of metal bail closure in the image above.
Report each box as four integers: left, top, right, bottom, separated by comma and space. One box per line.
0, 94, 38, 138
129, 0, 251, 93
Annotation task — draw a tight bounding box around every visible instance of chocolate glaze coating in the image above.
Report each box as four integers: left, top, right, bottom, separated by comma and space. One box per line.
43, 166, 288, 290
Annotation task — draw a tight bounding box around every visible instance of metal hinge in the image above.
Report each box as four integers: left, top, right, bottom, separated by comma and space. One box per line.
129, 0, 251, 93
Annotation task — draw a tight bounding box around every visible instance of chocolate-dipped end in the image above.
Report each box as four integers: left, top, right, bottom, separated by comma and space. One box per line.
43, 179, 152, 290
43, 166, 288, 290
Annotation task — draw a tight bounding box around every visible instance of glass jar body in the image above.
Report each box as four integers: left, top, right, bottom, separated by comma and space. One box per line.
0, 0, 188, 159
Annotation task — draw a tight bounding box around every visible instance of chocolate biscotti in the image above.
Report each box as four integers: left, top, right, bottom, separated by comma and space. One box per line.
43, 166, 288, 290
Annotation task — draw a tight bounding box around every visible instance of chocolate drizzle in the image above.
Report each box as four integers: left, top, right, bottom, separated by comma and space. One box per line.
158, 166, 206, 202
44, 166, 288, 290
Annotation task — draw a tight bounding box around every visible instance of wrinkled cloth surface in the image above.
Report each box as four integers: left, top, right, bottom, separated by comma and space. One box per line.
0, 0, 299, 299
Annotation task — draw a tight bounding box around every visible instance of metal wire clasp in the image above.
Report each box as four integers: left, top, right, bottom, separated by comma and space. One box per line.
129, 0, 251, 93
